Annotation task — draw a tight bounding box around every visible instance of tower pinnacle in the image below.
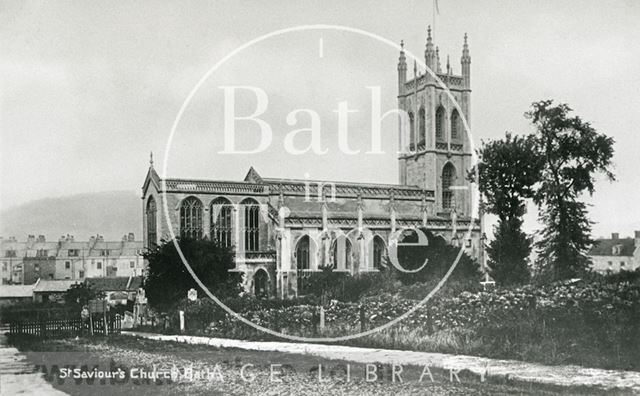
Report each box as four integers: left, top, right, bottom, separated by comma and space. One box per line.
424, 25, 436, 72
149, 151, 154, 168
397, 40, 407, 94
461, 33, 471, 87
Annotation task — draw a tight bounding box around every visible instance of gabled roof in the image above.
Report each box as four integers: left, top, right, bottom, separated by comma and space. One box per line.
588, 238, 635, 257
142, 164, 161, 197
244, 166, 263, 183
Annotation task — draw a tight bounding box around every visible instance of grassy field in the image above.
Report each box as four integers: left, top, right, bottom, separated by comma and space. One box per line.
8, 335, 625, 396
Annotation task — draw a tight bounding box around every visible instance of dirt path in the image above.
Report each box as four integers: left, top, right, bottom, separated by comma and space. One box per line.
123, 331, 640, 394
0, 333, 68, 396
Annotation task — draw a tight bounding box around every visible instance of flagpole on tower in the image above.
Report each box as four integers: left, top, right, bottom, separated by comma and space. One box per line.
433, 0, 440, 40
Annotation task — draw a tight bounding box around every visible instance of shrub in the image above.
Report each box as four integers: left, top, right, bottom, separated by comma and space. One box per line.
144, 238, 243, 312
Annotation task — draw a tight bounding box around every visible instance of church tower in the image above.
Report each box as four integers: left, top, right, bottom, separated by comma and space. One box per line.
397, 28, 472, 217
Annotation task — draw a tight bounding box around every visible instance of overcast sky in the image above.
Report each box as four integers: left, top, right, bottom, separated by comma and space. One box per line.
1, 0, 639, 238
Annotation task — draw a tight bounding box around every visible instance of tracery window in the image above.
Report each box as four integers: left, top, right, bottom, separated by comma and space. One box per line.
242, 198, 259, 251
210, 197, 233, 247
180, 196, 203, 239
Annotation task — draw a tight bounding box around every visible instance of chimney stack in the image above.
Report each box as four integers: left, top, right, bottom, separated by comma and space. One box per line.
37, 235, 45, 243
128, 233, 135, 242
635, 231, 640, 248
611, 232, 619, 240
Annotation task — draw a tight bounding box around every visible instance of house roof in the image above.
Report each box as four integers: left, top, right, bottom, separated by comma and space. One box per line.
0, 284, 35, 298
85, 276, 143, 292
588, 238, 635, 257
33, 279, 82, 293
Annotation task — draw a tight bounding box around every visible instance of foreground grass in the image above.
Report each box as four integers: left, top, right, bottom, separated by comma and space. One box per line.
7, 335, 617, 396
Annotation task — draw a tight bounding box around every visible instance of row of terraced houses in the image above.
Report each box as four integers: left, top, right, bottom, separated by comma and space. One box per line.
0, 233, 145, 285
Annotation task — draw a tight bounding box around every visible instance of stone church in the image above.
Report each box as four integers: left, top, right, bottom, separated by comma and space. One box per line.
142, 27, 482, 298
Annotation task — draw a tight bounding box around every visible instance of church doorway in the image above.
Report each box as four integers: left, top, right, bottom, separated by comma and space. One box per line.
254, 268, 269, 298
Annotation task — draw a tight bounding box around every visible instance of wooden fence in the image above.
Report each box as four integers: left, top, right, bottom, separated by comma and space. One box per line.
8, 314, 121, 338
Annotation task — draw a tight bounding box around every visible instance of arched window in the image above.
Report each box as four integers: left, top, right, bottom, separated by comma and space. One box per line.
442, 163, 456, 210
296, 235, 310, 270
435, 106, 445, 141
180, 197, 203, 239
408, 112, 415, 150
296, 235, 311, 294
210, 197, 233, 247
418, 107, 426, 147
254, 269, 269, 298
146, 196, 157, 248
241, 198, 259, 251
451, 109, 460, 140
373, 236, 387, 270
331, 237, 353, 272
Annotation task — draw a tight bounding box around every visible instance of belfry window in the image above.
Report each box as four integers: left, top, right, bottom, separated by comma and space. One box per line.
418, 107, 426, 148
408, 112, 415, 150
451, 109, 460, 140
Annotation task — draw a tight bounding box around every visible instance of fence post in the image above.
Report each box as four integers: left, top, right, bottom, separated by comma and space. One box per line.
359, 304, 366, 332
179, 310, 185, 333
319, 306, 325, 332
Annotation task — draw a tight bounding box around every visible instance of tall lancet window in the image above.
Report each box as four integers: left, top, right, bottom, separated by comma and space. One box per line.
408, 112, 415, 150
435, 106, 445, 142
146, 196, 157, 248
418, 107, 426, 148
180, 197, 203, 239
451, 109, 460, 140
442, 163, 456, 210
211, 197, 233, 247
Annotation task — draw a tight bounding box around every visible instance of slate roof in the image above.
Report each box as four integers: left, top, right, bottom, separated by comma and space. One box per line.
588, 238, 636, 257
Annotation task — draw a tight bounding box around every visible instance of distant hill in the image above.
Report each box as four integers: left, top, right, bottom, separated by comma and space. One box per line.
0, 191, 142, 241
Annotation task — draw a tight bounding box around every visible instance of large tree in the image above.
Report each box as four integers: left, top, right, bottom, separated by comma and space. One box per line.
473, 133, 543, 285
144, 238, 243, 311
526, 100, 615, 280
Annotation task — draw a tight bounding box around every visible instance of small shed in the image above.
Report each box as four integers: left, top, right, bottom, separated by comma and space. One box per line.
33, 279, 82, 303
